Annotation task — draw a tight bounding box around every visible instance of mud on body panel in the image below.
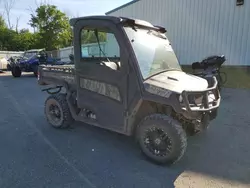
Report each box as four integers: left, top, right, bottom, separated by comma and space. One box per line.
43, 72, 75, 85
144, 83, 172, 98
80, 78, 121, 101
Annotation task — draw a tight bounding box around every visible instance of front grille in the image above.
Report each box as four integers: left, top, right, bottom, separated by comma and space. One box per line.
181, 77, 221, 112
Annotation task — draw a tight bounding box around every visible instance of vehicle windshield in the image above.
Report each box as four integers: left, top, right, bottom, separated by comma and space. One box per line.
124, 26, 181, 79
23, 52, 37, 60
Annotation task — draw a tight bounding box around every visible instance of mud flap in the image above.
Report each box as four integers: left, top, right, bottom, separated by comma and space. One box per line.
200, 113, 210, 131
209, 109, 218, 121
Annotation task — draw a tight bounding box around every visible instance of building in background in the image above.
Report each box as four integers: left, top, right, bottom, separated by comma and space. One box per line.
106, 0, 250, 66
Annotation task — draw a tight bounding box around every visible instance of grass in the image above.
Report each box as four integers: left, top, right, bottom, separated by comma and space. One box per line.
181, 65, 250, 89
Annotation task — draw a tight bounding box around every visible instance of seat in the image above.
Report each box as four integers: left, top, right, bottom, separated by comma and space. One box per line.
102, 61, 120, 71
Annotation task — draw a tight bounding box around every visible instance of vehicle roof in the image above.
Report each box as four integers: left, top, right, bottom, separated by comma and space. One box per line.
70, 15, 121, 26
69, 15, 166, 33
25, 49, 44, 53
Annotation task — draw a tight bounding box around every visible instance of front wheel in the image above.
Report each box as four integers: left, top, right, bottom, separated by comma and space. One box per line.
33, 65, 38, 77
44, 93, 74, 129
136, 114, 187, 165
11, 66, 21, 77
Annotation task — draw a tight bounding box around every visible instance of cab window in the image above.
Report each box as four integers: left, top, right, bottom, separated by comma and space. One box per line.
80, 28, 120, 59
80, 27, 121, 71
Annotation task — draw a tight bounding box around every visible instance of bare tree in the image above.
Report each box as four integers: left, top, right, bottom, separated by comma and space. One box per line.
63, 9, 72, 18
15, 15, 21, 32
63, 9, 79, 19
36, 0, 52, 6
26, 0, 52, 32
3, 0, 16, 29
75, 12, 80, 18
26, 1, 38, 33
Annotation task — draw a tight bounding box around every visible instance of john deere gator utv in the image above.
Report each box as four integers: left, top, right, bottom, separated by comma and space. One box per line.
37, 16, 221, 165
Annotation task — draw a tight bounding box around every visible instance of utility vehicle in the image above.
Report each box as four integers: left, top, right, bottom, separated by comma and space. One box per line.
191, 55, 227, 91
37, 16, 221, 164
9, 49, 60, 77
7, 56, 22, 71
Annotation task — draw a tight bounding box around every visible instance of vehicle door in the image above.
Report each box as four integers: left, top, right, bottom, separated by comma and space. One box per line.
73, 19, 131, 132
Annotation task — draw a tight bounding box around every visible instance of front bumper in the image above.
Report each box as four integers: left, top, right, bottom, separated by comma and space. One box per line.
181, 76, 221, 112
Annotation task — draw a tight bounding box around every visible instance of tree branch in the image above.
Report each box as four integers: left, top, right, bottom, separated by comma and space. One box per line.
15, 15, 21, 32
3, 0, 16, 29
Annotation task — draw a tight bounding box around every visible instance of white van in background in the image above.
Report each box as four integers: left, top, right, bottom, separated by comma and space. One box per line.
0, 57, 8, 70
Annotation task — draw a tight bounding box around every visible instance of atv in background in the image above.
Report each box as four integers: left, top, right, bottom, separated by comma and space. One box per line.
191, 55, 227, 91
8, 49, 58, 77
7, 56, 22, 71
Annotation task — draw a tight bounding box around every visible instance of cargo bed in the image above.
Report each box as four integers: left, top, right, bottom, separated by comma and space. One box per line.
37, 64, 76, 88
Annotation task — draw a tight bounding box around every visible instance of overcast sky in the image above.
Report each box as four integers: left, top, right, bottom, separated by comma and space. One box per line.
0, 0, 130, 31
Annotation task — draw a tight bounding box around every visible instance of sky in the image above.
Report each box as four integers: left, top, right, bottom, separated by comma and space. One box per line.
0, 0, 131, 31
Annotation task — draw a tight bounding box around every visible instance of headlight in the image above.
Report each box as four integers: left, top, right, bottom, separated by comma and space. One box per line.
208, 93, 215, 102
188, 94, 203, 105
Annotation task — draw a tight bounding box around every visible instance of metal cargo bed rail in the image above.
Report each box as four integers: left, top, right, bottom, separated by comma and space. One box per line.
39, 64, 75, 72
37, 65, 76, 86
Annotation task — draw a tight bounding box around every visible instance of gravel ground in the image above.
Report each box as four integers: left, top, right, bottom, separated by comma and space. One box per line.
0, 71, 249, 188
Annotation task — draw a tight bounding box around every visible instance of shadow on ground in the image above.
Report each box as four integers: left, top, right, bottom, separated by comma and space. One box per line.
0, 71, 35, 78
34, 87, 250, 187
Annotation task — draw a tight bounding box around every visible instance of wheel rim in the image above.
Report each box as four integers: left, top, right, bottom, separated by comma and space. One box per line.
47, 101, 63, 126
143, 127, 172, 157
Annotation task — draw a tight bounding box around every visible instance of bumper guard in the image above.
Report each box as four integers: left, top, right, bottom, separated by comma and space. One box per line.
181, 76, 221, 112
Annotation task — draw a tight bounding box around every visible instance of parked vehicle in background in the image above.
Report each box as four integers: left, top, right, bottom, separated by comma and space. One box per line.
0, 56, 8, 71
7, 56, 22, 71
37, 16, 222, 165
192, 55, 227, 91
8, 49, 60, 78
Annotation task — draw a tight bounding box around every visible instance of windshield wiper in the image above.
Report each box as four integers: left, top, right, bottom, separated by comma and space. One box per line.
144, 68, 181, 81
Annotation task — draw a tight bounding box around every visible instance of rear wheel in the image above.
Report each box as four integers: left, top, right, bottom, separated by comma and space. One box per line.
11, 66, 21, 77
33, 65, 38, 77
45, 93, 74, 129
136, 114, 187, 165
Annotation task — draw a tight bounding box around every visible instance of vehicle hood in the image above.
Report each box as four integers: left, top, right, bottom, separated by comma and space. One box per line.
144, 70, 208, 95
19, 59, 26, 63
19, 57, 38, 64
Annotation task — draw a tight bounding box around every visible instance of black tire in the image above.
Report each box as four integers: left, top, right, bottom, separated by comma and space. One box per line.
7, 64, 11, 71
44, 93, 74, 129
11, 66, 21, 77
33, 65, 38, 77
136, 114, 187, 165
219, 71, 227, 85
